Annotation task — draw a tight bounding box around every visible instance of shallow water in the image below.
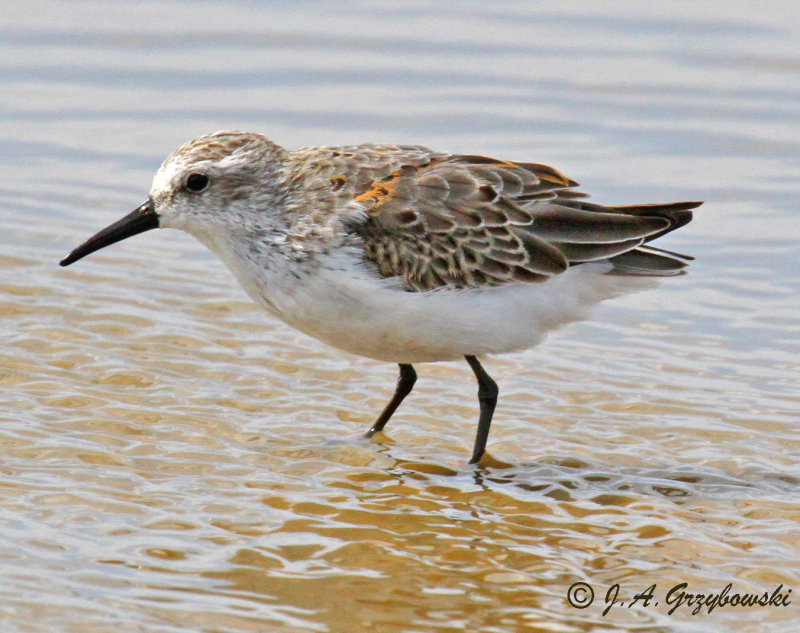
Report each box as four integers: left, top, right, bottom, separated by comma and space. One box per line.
2, 2, 799, 632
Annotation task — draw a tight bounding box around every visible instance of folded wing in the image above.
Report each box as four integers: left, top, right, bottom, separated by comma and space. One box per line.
313, 149, 701, 290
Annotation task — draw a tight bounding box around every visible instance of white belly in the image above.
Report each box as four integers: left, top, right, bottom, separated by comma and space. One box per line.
203, 238, 656, 363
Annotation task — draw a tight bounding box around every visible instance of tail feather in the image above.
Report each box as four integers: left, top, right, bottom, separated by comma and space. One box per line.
603, 200, 702, 275
609, 201, 701, 243
608, 248, 689, 275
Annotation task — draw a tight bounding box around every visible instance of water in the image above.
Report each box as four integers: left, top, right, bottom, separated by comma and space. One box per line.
1, 2, 799, 632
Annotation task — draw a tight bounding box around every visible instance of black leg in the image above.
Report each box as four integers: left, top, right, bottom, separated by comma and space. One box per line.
464, 355, 498, 464
364, 364, 417, 438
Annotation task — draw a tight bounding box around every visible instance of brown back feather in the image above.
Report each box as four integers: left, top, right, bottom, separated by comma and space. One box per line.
287, 146, 701, 290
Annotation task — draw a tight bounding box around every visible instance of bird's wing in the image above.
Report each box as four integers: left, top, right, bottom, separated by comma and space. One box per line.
335, 151, 699, 290
286, 147, 700, 290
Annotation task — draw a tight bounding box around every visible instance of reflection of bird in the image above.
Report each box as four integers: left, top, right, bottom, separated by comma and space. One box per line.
60, 131, 700, 464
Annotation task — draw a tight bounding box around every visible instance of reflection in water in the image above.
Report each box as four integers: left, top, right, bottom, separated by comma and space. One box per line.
2, 2, 800, 632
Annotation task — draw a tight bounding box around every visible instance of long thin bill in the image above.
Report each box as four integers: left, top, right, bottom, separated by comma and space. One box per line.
59, 198, 159, 267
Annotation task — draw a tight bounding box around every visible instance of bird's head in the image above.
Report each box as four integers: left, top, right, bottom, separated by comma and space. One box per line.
60, 131, 288, 267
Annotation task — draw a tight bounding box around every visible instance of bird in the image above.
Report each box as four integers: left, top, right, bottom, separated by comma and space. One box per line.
60, 131, 700, 464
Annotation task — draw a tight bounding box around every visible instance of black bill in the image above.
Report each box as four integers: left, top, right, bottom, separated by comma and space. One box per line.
59, 198, 159, 267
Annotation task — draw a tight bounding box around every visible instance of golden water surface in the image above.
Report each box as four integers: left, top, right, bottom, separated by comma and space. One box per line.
2, 3, 799, 632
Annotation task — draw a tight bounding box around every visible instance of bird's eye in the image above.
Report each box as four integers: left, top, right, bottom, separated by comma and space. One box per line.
185, 173, 210, 193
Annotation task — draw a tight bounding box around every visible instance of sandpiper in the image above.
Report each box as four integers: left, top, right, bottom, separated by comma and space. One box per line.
60, 131, 700, 464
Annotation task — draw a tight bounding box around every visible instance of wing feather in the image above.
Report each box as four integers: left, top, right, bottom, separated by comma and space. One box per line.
286, 146, 700, 290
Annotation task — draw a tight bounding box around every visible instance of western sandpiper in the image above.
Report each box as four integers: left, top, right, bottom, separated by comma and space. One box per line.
60, 131, 700, 463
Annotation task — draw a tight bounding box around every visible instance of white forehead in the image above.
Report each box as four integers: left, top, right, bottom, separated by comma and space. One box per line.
150, 159, 183, 195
